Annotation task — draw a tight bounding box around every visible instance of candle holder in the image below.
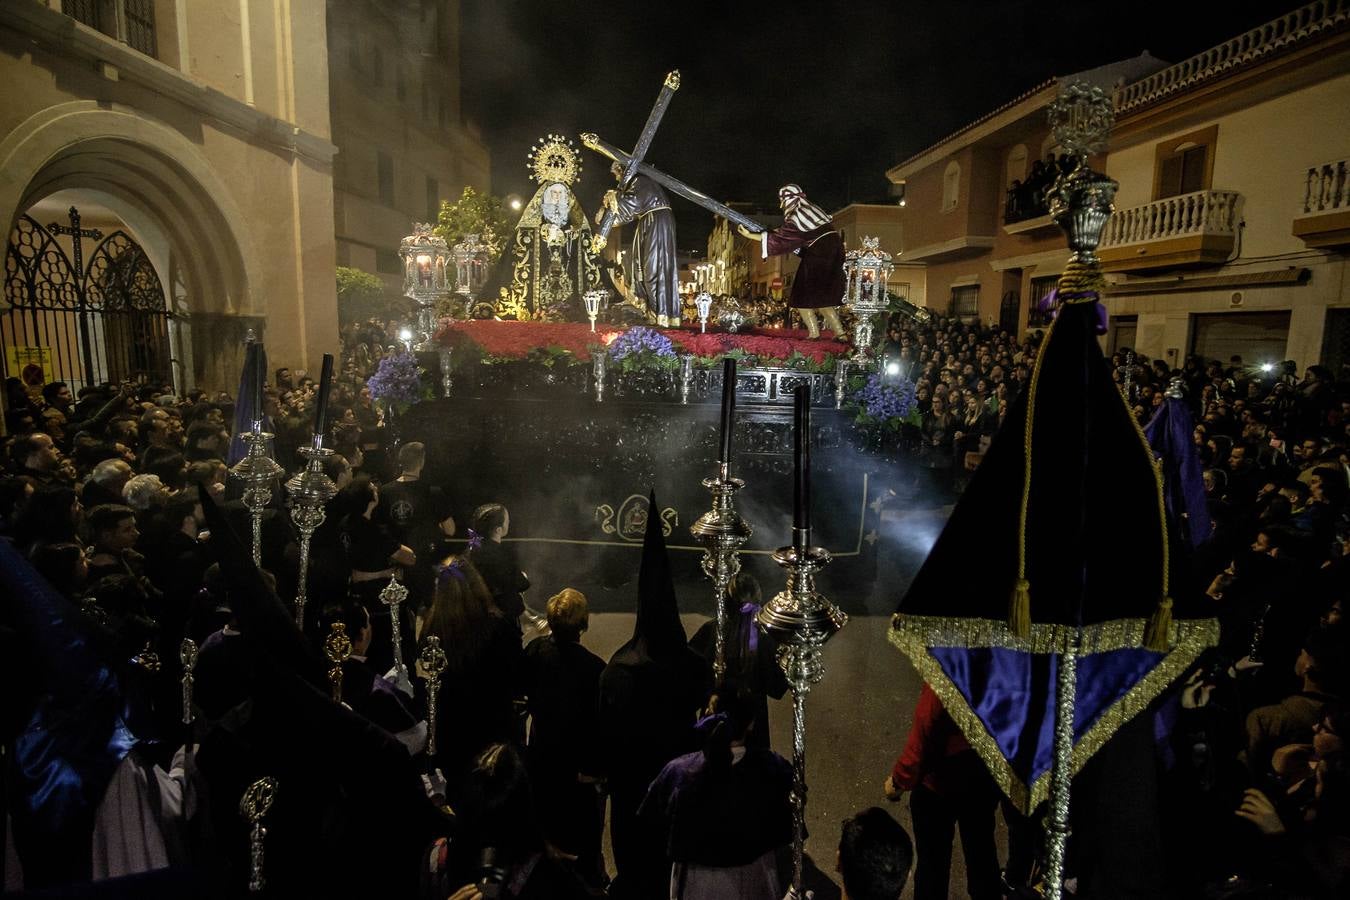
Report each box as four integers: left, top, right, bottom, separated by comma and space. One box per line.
240, 776, 277, 893
679, 354, 695, 405
583, 289, 606, 333
438, 347, 453, 398
286, 437, 338, 631
180, 638, 198, 726
325, 621, 352, 703
690, 462, 753, 687
834, 359, 850, 410
695, 290, 714, 333
229, 421, 282, 567
379, 574, 410, 683
756, 541, 848, 897
591, 350, 608, 403
420, 636, 448, 756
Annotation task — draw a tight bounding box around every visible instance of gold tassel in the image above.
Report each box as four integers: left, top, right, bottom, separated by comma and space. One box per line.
1143, 596, 1174, 651
1009, 578, 1032, 638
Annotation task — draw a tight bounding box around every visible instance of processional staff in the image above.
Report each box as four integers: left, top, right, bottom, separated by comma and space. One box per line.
286, 353, 337, 631
380, 574, 410, 683
326, 621, 352, 704
230, 340, 282, 566
420, 636, 448, 757
180, 638, 198, 726
240, 776, 278, 893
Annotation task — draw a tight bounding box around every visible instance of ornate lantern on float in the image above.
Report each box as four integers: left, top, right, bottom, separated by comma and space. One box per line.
399, 223, 452, 349
452, 233, 489, 312
842, 236, 894, 364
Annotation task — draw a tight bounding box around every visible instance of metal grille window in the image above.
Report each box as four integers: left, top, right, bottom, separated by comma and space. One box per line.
63, 0, 99, 29
1027, 275, 1057, 327
124, 0, 156, 57
63, 1, 156, 58
951, 284, 979, 319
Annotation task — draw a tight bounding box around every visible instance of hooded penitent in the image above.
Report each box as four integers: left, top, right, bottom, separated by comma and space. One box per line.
599, 490, 710, 896
889, 170, 1219, 815
609, 490, 697, 668
1145, 382, 1212, 550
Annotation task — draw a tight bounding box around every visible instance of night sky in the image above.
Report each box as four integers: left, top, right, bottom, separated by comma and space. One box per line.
461, 0, 1301, 251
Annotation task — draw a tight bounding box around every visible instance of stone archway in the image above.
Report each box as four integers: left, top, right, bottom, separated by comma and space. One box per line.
0, 101, 266, 388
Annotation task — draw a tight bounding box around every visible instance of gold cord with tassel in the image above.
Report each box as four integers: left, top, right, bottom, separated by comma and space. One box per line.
1120, 359, 1176, 651
1010, 316, 1057, 637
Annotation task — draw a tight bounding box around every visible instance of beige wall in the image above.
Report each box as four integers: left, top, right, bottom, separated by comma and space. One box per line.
831, 204, 926, 308
1103, 70, 1350, 366
0, 1, 339, 391
328, 0, 490, 292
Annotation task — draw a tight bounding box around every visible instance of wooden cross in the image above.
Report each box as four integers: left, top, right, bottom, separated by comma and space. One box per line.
589, 70, 681, 253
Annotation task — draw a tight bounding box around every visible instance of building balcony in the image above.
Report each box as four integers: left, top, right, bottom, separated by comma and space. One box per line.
1097, 190, 1242, 273
1293, 158, 1350, 249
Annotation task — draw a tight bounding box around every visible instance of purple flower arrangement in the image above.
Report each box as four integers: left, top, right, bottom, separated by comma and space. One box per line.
607, 326, 676, 361
366, 351, 425, 408
607, 326, 678, 373
852, 373, 918, 427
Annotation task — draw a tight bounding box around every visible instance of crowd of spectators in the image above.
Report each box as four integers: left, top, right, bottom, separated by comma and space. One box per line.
0, 320, 915, 898
3, 304, 1348, 897
1004, 152, 1079, 224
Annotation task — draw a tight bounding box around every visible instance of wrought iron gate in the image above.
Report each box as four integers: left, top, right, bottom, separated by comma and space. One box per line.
3, 207, 172, 389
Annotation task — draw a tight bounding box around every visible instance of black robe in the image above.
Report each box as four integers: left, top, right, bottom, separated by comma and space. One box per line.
611, 175, 680, 326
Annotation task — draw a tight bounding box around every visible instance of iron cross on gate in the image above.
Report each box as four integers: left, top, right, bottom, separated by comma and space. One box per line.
46, 206, 104, 282
588, 70, 681, 254
46, 206, 105, 381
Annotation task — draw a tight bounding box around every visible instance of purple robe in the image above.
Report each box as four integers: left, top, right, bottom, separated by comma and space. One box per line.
762, 222, 845, 309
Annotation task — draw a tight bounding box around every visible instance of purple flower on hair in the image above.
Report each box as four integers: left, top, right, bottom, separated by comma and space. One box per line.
436, 558, 467, 585
466, 528, 483, 551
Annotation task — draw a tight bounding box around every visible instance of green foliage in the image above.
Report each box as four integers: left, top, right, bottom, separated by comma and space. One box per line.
526, 345, 576, 368
335, 266, 388, 323
613, 350, 680, 375
433, 186, 513, 266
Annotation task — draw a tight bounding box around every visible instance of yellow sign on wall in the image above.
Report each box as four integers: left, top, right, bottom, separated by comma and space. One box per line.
6, 346, 55, 387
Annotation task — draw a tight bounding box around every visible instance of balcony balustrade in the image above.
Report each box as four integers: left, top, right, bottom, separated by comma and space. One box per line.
1293, 158, 1350, 249
1098, 190, 1241, 272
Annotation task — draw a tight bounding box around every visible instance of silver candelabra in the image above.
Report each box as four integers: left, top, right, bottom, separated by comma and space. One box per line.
229, 421, 282, 566
285, 436, 338, 632
690, 462, 753, 687
756, 539, 847, 896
